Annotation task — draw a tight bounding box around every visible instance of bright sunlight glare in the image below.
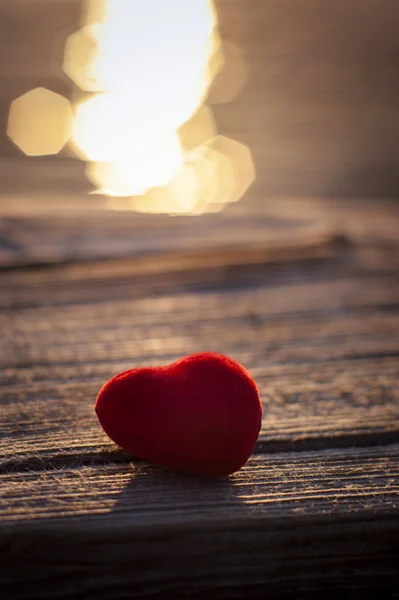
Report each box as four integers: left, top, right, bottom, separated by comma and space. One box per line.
66, 0, 226, 204
7, 0, 255, 215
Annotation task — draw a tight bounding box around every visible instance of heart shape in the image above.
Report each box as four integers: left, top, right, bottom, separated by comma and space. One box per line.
95, 352, 262, 476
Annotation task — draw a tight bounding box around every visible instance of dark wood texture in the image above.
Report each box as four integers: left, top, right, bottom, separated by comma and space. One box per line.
1, 207, 399, 597
1, 447, 399, 598
1, 234, 398, 473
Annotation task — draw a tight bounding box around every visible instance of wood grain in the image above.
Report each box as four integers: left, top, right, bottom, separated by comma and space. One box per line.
3, 445, 398, 526
1, 446, 398, 599
0, 210, 398, 597
1, 197, 399, 267
0, 195, 335, 267
1, 241, 398, 470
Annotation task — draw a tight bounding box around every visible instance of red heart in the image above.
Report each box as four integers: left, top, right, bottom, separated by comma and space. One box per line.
95, 352, 262, 476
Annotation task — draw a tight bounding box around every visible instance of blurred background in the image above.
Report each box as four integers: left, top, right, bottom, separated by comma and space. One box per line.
0, 0, 398, 262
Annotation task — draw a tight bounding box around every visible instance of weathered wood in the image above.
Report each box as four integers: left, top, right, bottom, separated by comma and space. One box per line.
1, 196, 399, 267
0, 195, 335, 266
0, 214, 398, 598
2, 445, 398, 527
1, 240, 398, 470
1, 356, 398, 472
1, 446, 398, 599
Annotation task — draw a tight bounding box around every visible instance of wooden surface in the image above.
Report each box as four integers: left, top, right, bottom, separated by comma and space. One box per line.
2, 448, 398, 598
1, 210, 399, 598
1, 196, 399, 266
1, 234, 399, 469
1, 0, 399, 597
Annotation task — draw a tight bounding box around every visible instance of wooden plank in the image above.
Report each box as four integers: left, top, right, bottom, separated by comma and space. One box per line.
1, 356, 398, 471
1, 243, 398, 469
1, 446, 398, 598
3, 445, 398, 527
1, 197, 399, 267
0, 195, 335, 267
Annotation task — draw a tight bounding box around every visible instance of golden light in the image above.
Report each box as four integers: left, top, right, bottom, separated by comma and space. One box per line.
205, 30, 225, 85
71, 83, 209, 154
178, 106, 216, 153
71, 93, 186, 162
107, 145, 224, 215
207, 42, 248, 105
86, 132, 183, 196
65, 0, 227, 201
66, 0, 254, 212
63, 25, 100, 92
94, 0, 216, 38
146, 156, 218, 215
207, 136, 256, 203
80, 0, 108, 27
7, 0, 255, 215
126, 137, 252, 216
7, 88, 73, 156
65, 1, 218, 100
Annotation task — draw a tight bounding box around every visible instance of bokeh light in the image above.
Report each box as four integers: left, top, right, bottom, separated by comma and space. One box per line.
106, 136, 255, 216
207, 42, 248, 105
7, 0, 254, 215
63, 25, 99, 92
207, 136, 256, 203
204, 29, 225, 85
66, 0, 231, 201
64, 1, 218, 102
178, 106, 216, 153
80, 0, 108, 26
71, 93, 185, 161
85, 132, 183, 196
7, 88, 73, 156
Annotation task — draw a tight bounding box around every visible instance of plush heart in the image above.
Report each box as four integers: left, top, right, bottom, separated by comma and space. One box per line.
95, 352, 262, 476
